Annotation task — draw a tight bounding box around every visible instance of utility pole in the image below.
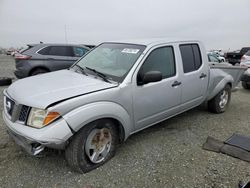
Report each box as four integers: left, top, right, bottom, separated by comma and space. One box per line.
64, 24, 68, 44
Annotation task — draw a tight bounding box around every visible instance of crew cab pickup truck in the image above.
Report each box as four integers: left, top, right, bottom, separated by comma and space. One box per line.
225, 47, 250, 65
2, 38, 246, 173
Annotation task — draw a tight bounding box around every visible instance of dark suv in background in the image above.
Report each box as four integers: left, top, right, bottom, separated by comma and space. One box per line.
225, 47, 250, 65
14, 44, 90, 78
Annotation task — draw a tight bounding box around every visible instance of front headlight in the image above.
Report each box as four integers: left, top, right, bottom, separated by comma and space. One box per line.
27, 108, 60, 128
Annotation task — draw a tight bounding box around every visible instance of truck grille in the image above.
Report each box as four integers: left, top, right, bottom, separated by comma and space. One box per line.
18, 105, 30, 122
4, 96, 30, 123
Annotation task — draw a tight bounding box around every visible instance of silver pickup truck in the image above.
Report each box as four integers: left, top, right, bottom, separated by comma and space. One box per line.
2, 38, 246, 173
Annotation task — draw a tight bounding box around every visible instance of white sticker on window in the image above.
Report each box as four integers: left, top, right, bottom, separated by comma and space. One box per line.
121, 48, 140, 54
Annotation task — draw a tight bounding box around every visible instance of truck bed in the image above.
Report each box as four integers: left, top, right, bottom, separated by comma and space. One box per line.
206, 64, 247, 100
209, 64, 246, 88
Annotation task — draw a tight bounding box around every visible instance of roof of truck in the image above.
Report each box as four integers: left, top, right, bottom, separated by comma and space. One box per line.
108, 37, 200, 46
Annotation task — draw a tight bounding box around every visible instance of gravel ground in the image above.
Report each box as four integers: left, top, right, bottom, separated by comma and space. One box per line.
0, 55, 250, 188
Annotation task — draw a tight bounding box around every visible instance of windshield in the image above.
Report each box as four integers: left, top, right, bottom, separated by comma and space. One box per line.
74, 43, 146, 82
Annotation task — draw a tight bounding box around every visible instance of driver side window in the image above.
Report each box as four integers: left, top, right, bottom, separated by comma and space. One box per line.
137, 46, 176, 83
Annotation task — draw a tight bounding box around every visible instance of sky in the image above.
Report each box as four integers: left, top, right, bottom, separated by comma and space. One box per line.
0, 0, 249, 51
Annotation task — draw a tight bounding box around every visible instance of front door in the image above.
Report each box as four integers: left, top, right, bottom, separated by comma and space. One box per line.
132, 46, 182, 130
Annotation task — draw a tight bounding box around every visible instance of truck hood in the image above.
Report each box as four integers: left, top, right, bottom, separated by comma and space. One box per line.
7, 70, 117, 109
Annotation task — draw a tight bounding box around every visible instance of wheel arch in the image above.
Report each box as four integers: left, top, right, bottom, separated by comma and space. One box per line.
29, 66, 50, 76
227, 82, 232, 88
108, 118, 126, 144
207, 76, 233, 101
63, 102, 132, 143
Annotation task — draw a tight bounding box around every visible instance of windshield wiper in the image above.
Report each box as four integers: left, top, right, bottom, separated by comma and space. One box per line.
85, 66, 111, 83
75, 64, 88, 76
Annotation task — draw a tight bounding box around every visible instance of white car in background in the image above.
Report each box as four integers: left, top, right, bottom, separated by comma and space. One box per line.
214, 53, 226, 62
207, 52, 227, 65
211, 50, 225, 57
208, 52, 225, 62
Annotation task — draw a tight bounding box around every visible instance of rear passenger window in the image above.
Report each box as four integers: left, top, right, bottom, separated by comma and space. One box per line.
73, 47, 88, 57
49, 46, 73, 56
192, 45, 202, 69
180, 44, 202, 73
38, 46, 73, 57
138, 46, 175, 80
38, 46, 50, 55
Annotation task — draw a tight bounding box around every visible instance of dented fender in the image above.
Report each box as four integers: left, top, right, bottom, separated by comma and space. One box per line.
207, 70, 233, 101
63, 101, 132, 140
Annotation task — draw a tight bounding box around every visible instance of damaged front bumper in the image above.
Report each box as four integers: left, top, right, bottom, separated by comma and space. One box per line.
2, 110, 73, 155
7, 128, 45, 155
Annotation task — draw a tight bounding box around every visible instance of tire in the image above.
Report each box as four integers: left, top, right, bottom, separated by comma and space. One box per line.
30, 68, 48, 76
0, 77, 12, 86
242, 81, 250, 89
208, 84, 231, 113
65, 119, 118, 173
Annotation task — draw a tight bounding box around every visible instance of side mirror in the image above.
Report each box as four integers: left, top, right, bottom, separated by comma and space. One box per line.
139, 71, 162, 85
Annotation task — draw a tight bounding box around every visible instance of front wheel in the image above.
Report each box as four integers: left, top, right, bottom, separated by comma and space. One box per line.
208, 84, 231, 113
65, 119, 118, 173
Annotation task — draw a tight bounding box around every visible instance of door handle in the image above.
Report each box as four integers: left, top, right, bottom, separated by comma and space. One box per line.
172, 81, 182, 87
199, 73, 207, 79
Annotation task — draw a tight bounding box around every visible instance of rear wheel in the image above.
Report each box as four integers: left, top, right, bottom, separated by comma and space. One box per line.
208, 84, 231, 113
65, 119, 118, 173
30, 68, 48, 76
242, 81, 250, 89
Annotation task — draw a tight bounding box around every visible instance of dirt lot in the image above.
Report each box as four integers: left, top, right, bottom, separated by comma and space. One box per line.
0, 55, 250, 188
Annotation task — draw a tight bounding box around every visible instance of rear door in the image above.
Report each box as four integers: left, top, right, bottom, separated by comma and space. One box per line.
179, 43, 209, 110
38, 46, 75, 70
